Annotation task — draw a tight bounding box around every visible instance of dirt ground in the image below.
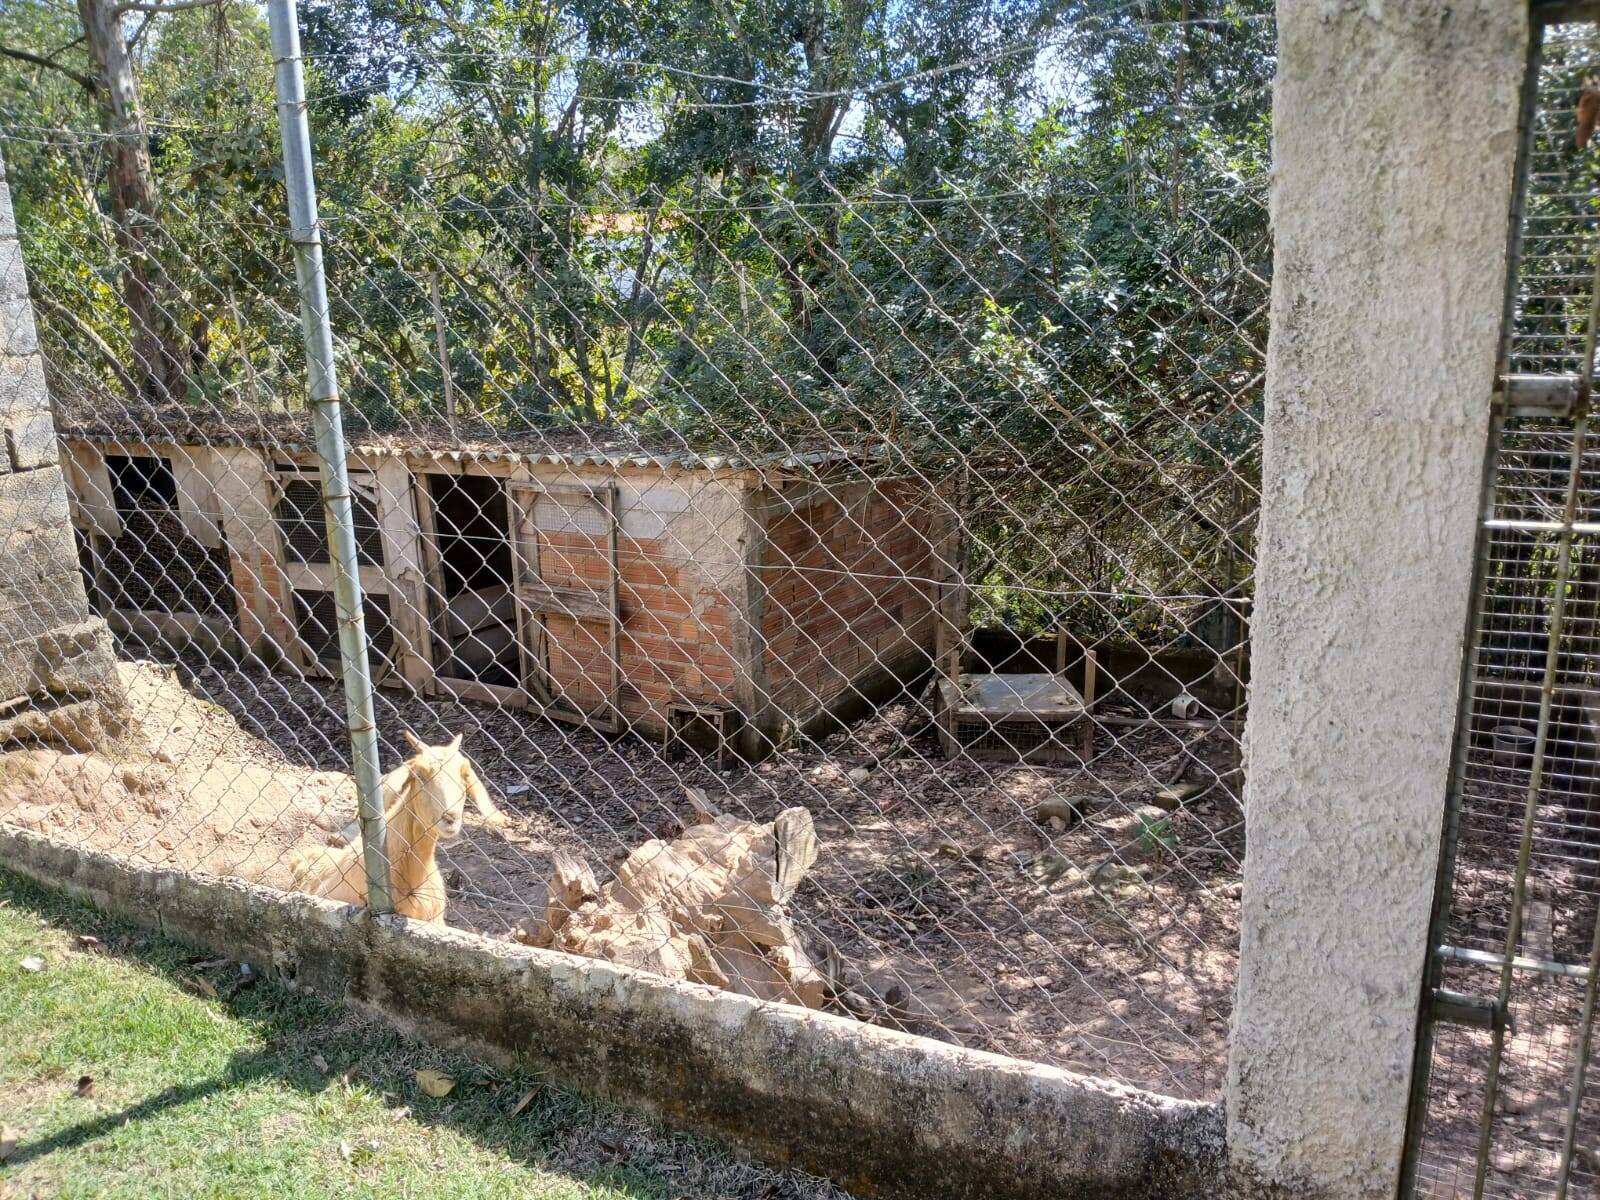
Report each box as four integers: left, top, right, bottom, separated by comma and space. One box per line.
0, 654, 1244, 1101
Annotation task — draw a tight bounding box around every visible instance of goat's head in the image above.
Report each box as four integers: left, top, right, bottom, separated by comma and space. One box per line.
401, 730, 476, 843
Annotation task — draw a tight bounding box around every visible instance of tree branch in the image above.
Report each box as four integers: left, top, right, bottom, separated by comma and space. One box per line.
32, 293, 138, 404
0, 44, 98, 93
44, 34, 87, 59
111, 0, 224, 15
124, 13, 158, 53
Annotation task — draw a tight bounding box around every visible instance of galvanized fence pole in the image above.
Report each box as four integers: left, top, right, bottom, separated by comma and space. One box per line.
265, 0, 391, 913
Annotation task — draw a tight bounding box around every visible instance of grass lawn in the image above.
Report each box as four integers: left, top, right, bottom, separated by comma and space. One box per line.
0, 870, 841, 1200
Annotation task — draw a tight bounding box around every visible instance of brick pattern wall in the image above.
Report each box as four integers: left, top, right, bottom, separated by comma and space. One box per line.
232, 549, 294, 647
759, 480, 945, 728
0, 148, 120, 738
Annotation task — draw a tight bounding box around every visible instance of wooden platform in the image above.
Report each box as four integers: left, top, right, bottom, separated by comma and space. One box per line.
941, 672, 1087, 720
937, 672, 1090, 765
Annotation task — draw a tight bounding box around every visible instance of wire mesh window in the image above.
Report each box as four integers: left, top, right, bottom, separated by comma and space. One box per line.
292, 588, 395, 675
93, 511, 235, 619
533, 493, 611, 537
276, 476, 385, 567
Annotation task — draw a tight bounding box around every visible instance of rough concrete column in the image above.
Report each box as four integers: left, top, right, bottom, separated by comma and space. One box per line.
0, 147, 121, 747
1226, 4, 1528, 1197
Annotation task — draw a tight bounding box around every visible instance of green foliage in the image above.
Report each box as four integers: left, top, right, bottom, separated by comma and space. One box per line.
1136, 815, 1179, 857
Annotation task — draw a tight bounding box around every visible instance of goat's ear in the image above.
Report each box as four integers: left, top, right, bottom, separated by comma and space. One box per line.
446, 732, 464, 753
466, 766, 507, 826
403, 729, 427, 755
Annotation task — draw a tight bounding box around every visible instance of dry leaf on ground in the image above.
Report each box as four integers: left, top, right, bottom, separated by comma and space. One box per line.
509, 1088, 537, 1118
415, 1069, 455, 1098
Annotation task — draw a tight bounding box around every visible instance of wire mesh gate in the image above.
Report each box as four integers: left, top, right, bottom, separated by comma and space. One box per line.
1404, 9, 1600, 1197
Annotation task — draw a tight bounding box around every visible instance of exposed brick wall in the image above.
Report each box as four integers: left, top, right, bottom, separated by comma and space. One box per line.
233, 548, 293, 648
533, 525, 739, 725
758, 480, 946, 730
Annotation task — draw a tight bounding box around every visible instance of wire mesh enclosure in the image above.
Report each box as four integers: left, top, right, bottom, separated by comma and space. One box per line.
0, 0, 1271, 1101
1405, 13, 1600, 1198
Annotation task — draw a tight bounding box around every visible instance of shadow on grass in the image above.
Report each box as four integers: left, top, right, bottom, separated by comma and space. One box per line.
0, 868, 830, 1200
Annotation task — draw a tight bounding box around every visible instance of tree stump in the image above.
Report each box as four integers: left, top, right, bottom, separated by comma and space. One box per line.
514, 797, 829, 1009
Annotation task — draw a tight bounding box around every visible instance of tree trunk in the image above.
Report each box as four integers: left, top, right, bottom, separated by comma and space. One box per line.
78, 0, 188, 406
774, 0, 868, 385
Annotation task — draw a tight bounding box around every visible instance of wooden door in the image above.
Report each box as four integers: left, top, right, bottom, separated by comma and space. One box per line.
508, 483, 622, 732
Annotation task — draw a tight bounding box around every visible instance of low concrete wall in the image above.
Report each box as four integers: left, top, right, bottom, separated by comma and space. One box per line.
0, 824, 1225, 1200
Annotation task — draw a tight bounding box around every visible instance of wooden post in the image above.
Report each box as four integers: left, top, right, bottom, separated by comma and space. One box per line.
373, 457, 434, 692
605, 483, 622, 732
1080, 647, 1097, 762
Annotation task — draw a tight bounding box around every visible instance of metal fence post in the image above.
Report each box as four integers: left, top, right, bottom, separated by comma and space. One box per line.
265, 0, 391, 914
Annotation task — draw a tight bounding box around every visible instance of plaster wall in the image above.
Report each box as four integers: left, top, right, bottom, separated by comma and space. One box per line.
1226, 3, 1528, 1196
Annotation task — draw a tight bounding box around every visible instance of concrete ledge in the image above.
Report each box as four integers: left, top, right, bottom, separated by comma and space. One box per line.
0, 824, 1225, 1200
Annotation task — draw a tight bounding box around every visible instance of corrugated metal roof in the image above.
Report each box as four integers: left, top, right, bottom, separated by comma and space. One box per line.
58, 425, 877, 474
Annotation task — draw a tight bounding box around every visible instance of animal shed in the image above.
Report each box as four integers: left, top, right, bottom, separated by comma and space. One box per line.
55, 424, 954, 755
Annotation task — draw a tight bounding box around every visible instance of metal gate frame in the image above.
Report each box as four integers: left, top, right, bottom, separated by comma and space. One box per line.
1402, 6, 1600, 1194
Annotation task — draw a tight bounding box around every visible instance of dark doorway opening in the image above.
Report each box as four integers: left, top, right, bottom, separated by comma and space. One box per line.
428, 474, 518, 688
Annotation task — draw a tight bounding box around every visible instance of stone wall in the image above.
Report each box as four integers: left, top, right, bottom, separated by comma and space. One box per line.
0, 149, 121, 749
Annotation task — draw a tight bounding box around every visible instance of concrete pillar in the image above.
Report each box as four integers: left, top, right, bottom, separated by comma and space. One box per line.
1226, 4, 1529, 1197
0, 148, 122, 747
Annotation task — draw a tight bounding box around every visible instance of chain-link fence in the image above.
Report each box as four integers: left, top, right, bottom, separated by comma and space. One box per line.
0, 0, 1273, 1100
